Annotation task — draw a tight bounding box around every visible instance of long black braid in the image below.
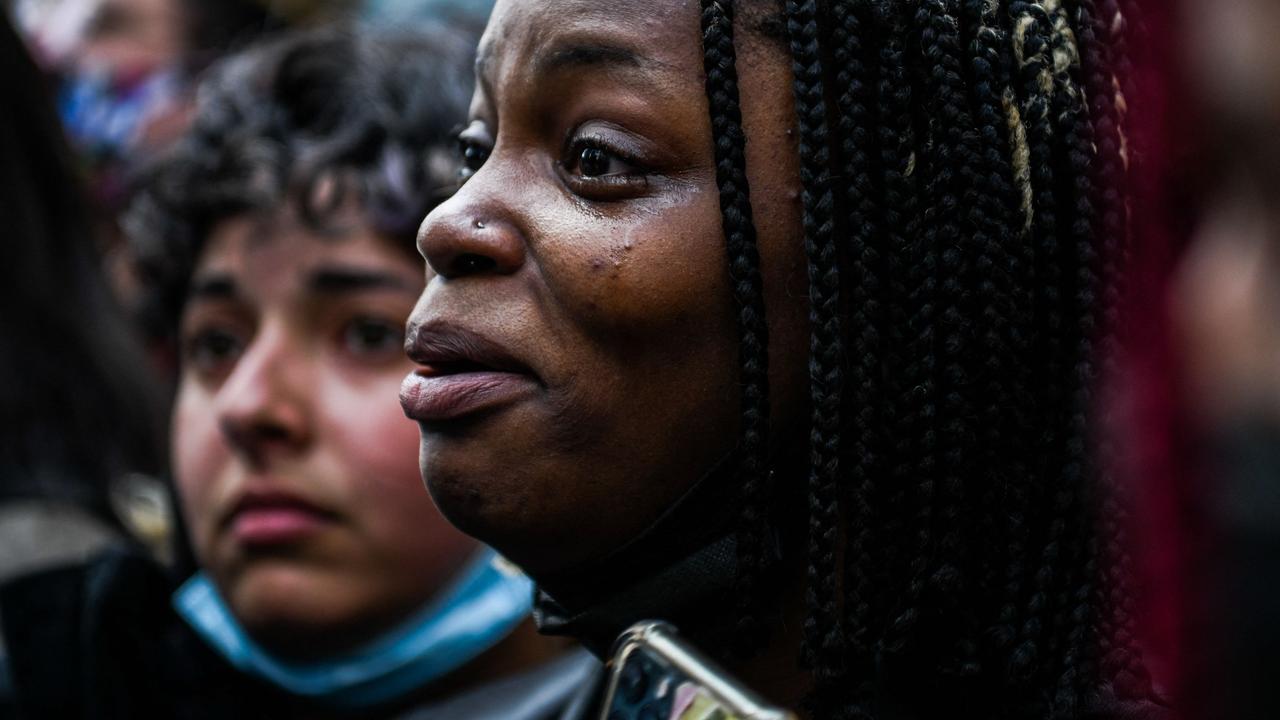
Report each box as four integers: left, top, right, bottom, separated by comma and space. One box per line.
828, 0, 882, 667
782, 0, 848, 696
694, 0, 1147, 717
698, 0, 773, 655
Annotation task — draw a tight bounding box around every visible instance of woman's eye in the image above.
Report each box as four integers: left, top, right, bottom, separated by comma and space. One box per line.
579, 147, 611, 177
184, 328, 244, 376
342, 317, 404, 357
456, 132, 491, 183
460, 140, 489, 171
568, 142, 632, 178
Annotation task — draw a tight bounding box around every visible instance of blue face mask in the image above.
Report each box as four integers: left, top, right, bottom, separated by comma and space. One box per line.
173, 549, 533, 711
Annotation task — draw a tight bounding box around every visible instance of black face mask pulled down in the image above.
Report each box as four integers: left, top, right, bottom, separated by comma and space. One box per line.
529, 455, 789, 659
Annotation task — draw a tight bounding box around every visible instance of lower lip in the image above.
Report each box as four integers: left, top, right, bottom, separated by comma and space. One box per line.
231, 507, 330, 546
400, 371, 536, 423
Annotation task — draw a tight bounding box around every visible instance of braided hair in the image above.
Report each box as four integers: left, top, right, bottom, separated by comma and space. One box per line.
696, 1, 1147, 716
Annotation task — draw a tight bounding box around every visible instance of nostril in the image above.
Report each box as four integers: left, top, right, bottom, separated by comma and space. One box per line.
258, 425, 292, 443
454, 253, 497, 275
420, 209, 525, 278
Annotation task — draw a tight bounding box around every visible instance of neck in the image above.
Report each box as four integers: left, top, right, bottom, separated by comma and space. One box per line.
422, 617, 572, 700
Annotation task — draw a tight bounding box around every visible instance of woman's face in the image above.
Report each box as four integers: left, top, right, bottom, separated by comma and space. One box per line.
174, 207, 477, 657
404, 0, 808, 576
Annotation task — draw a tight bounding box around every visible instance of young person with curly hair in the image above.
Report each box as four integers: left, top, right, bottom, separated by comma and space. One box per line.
1, 26, 589, 720
402, 1, 1165, 717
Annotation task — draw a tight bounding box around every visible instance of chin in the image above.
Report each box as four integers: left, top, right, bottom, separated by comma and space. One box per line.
231, 584, 374, 659
420, 447, 572, 576
228, 564, 317, 616
221, 563, 347, 638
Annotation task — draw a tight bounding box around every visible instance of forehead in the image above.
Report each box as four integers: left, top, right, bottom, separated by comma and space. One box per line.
196, 207, 413, 282
479, 0, 704, 85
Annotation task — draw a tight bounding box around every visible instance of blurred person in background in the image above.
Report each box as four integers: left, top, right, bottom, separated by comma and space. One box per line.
0, 26, 589, 719
9, 0, 286, 365
1116, 0, 1280, 716
0, 10, 162, 597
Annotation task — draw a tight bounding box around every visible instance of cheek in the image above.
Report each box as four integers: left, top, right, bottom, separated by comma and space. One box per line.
171, 380, 226, 557
326, 370, 424, 486
322, 367, 475, 575
533, 188, 731, 341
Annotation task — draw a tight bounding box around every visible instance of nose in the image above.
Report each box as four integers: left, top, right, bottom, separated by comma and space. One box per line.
214, 322, 312, 468
416, 175, 526, 279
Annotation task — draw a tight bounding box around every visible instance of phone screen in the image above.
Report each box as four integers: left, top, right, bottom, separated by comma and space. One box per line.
606, 645, 743, 720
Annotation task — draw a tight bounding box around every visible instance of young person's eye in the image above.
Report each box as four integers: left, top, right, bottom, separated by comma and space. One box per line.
183, 326, 245, 377
341, 316, 405, 358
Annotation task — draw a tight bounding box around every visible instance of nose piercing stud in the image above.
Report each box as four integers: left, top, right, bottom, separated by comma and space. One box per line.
473, 219, 485, 230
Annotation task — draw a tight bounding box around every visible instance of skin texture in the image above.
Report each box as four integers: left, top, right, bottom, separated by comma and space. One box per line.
408, 0, 809, 579
173, 207, 477, 658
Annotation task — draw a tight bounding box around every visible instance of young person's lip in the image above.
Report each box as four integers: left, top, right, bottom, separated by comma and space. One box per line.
225, 490, 337, 546
400, 320, 539, 423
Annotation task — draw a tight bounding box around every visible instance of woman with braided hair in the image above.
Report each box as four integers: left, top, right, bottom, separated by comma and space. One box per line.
402, 0, 1165, 717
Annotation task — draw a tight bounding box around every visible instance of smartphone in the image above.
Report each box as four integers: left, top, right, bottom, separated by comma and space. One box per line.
599, 620, 797, 720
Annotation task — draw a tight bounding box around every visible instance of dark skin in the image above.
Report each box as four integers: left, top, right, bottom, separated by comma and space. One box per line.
408, 0, 811, 707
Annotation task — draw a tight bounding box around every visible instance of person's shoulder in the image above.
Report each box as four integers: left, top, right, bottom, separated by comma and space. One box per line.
0, 647, 15, 719
394, 647, 605, 720
0, 547, 184, 718
0, 499, 121, 586
0, 544, 171, 639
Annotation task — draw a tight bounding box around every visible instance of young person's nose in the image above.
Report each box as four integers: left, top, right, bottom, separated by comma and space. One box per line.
214, 323, 313, 467
416, 167, 527, 280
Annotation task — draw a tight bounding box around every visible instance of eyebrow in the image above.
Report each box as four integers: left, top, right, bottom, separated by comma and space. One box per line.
535, 41, 649, 75
476, 36, 656, 85
188, 274, 237, 301
186, 267, 414, 303
307, 267, 417, 294
473, 37, 663, 117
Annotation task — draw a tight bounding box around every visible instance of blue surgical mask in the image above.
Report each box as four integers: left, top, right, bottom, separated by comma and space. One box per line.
173, 549, 533, 710
58, 67, 181, 156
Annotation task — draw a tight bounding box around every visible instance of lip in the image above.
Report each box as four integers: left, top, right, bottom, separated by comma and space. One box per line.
400, 320, 539, 423
225, 490, 337, 547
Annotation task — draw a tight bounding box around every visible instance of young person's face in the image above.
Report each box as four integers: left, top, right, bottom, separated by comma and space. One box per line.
174, 207, 477, 657
405, 0, 809, 576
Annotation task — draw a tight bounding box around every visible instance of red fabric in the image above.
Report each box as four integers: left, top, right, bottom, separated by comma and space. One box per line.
1110, 1, 1208, 712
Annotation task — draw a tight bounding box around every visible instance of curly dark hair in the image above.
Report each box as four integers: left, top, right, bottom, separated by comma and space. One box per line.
128, 25, 476, 333
698, 0, 1152, 717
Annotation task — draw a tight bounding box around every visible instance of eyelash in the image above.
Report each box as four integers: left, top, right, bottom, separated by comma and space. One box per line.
559, 133, 650, 200
454, 125, 651, 200
181, 324, 245, 379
